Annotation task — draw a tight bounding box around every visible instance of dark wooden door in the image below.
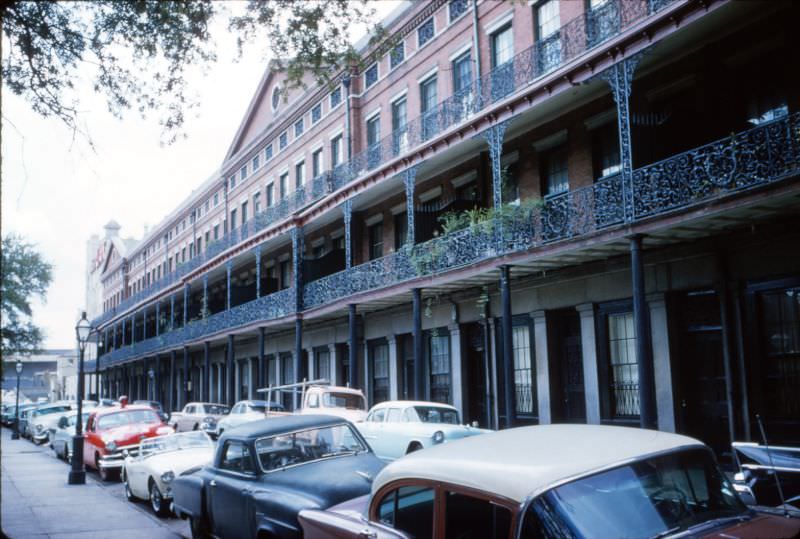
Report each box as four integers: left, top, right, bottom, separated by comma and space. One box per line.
464, 322, 490, 427
676, 291, 730, 457
549, 310, 586, 423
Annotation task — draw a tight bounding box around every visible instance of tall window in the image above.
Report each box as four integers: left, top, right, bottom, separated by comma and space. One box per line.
418, 17, 434, 48
490, 25, 514, 68
295, 161, 305, 189
452, 52, 472, 94
311, 102, 322, 124
312, 148, 323, 178
294, 118, 304, 137
266, 183, 274, 206
541, 144, 569, 196
280, 353, 294, 409
449, 0, 468, 22
420, 76, 438, 140
279, 131, 288, 150
230, 208, 237, 231
314, 348, 331, 382
368, 222, 383, 260
394, 213, 408, 250
392, 97, 408, 155
428, 332, 451, 404
253, 192, 261, 214
535, 0, 561, 72
331, 135, 343, 168
366, 115, 381, 169
390, 42, 405, 70
229, 174, 237, 191
279, 172, 289, 199
330, 86, 342, 109
759, 286, 800, 422
512, 325, 535, 415
265, 143, 273, 162
240, 165, 247, 182
592, 122, 621, 180
279, 260, 291, 289
370, 341, 390, 404
213, 224, 219, 240
607, 312, 639, 418
364, 63, 379, 89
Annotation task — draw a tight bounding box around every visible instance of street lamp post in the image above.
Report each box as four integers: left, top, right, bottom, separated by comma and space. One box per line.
69, 311, 92, 485
11, 360, 23, 440
148, 368, 154, 401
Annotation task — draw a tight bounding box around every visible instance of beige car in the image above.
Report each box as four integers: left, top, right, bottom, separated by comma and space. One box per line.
168, 402, 229, 432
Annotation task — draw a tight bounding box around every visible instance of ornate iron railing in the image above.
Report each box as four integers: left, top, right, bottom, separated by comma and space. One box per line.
93, 0, 675, 330
100, 112, 800, 367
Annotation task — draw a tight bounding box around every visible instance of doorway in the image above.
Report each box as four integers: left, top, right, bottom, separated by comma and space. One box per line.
549, 309, 586, 423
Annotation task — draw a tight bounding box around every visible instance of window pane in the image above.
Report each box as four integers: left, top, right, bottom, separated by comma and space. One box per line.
371, 343, 390, 404
394, 486, 435, 538
491, 25, 514, 68
608, 312, 639, 417
537, 0, 560, 38
513, 326, 535, 414
445, 492, 511, 539
429, 333, 451, 404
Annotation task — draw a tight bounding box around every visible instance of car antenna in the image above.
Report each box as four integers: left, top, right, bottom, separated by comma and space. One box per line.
755, 414, 790, 518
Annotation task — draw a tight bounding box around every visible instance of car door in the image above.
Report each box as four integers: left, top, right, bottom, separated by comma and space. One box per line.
381, 408, 407, 460
181, 405, 194, 431
360, 408, 386, 457
209, 440, 257, 538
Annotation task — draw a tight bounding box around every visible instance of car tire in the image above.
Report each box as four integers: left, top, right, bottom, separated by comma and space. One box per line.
149, 480, 170, 517
123, 471, 136, 501
406, 442, 423, 454
189, 517, 211, 539
193, 423, 199, 431
96, 455, 115, 482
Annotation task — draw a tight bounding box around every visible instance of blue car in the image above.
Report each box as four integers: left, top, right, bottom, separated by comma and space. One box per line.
172, 414, 385, 539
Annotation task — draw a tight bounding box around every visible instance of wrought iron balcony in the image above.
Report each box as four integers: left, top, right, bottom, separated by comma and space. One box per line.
93, 0, 676, 330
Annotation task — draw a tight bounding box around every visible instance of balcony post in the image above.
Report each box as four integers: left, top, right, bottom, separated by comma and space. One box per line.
182, 346, 190, 408
412, 288, 424, 400
294, 319, 303, 409
122, 317, 126, 346
226, 261, 233, 310
113, 323, 117, 349
500, 265, 515, 428
630, 235, 657, 429
292, 227, 304, 312
255, 246, 262, 298
169, 351, 176, 412
258, 328, 266, 389
142, 308, 147, 341
403, 166, 419, 246
155, 302, 160, 336
183, 283, 189, 326
153, 355, 160, 405
170, 294, 175, 331
198, 276, 206, 321
343, 199, 353, 269
226, 335, 235, 407
482, 120, 510, 209
130, 315, 135, 345
599, 54, 643, 223
203, 341, 210, 402
348, 304, 358, 389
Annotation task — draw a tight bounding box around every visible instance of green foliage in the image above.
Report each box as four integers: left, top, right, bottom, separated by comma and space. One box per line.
1, 234, 53, 355
2, 0, 387, 143
438, 197, 544, 235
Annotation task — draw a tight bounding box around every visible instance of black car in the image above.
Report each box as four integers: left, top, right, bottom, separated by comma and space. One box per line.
172, 414, 386, 539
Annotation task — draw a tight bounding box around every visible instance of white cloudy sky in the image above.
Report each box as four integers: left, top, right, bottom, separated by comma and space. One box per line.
2, 1, 398, 349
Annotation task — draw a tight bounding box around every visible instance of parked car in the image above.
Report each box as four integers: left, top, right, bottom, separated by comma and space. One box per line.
297, 385, 368, 423
18, 406, 39, 438
84, 404, 174, 481
356, 400, 491, 460
733, 441, 800, 509
31, 402, 93, 444
299, 424, 800, 539
123, 431, 214, 517
172, 415, 386, 539
210, 400, 285, 439
2, 402, 36, 427
169, 402, 230, 432
133, 400, 169, 423
50, 411, 89, 461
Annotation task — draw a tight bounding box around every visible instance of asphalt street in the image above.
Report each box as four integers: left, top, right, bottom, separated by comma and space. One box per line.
0, 426, 190, 539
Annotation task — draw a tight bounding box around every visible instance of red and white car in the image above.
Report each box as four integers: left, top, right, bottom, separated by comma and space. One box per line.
84, 401, 173, 481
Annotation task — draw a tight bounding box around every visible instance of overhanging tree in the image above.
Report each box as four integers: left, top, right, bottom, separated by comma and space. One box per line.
1, 0, 384, 143
1, 234, 54, 355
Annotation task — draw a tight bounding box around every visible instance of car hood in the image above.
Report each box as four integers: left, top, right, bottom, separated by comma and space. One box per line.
137, 448, 214, 475
99, 423, 169, 446
218, 412, 262, 429
255, 451, 385, 510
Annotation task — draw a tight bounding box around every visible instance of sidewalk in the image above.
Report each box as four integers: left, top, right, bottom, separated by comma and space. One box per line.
1, 427, 188, 539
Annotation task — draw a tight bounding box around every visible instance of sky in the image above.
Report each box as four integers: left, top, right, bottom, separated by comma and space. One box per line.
2, 1, 399, 349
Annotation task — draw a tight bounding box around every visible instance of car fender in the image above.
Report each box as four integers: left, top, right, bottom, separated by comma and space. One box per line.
171, 474, 207, 520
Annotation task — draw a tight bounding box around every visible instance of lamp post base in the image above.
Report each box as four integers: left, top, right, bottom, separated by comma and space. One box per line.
68, 434, 86, 485
11, 432, 20, 440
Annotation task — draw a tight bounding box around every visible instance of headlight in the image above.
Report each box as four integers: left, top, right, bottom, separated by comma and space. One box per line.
433, 430, 445, 444
106, 441, 117, 452
36, 424, 43, 432
161, 471, 175, 483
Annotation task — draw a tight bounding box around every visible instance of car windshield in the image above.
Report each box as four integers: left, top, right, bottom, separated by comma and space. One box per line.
322, 392, 365, 410
256, 424, 367, 472
35, 406, 71, 417
204, 405, 229, 415
520, 448, 747, 539
412, 406, 460, 424
140, 431, 211, 457
97, 410, 161, 430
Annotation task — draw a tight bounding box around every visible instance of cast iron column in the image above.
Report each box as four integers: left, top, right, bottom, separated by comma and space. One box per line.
182, 346, 189, 408
202, 275, 209, 318
255, 246, 262, 298
183, 284, 189, 326
153, 356, 160, 405
630, 235, 657, 429
500, 265, 515, 428
226, 335, 235, 407
226, 261, 233, 310
258, 328, 266, 389
155, 302, 160, 336
348, 304, 358, 389
169, 351, 176, 412
343, 200, 353, 269
292, 227, 304, 408
403, 166, 419, 246
170, 294, 175, 330
412, 288, 424, 400
203, 342, 210, 402
295, 319, 304, 408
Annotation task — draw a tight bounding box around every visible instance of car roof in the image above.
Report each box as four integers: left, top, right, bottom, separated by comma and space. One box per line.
222, 414, 350, 440
313, 386, 364, 396
235, 400, 282, 408
372, 424, 704, 503
370, 400, 457, 411
91, 404, 155, 417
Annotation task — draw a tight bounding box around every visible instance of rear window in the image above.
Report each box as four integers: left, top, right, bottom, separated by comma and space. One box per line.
322, 392, 365, 410
97, 410, 160, 430
204, 405, 229, 415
